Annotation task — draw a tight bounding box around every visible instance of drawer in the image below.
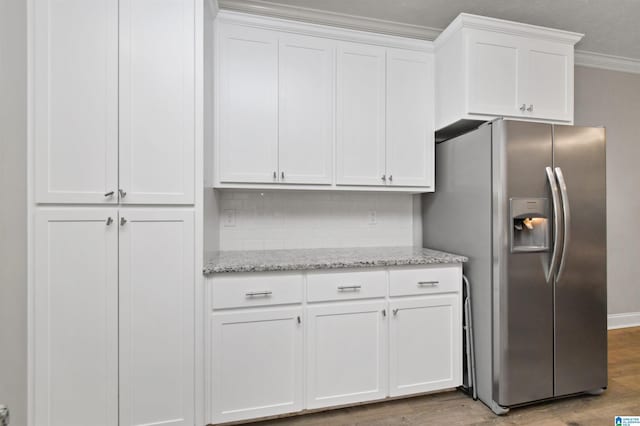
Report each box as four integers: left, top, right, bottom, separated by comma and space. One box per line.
212, 273, 303, 309
389, 266, 461, 297
307, 270, 386, 302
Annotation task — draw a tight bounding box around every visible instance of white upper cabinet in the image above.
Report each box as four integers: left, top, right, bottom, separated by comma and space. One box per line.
34, 0, 118, 204
118, 0, 196, 204
466, 31, 523, 117
214, 13, 435, 192
336, 42, 386, 186
435, 14, 582, 130
522, 39, 573, 121
34, 0, 196, 205
279, 34, 334, 184
386, 48, 434, 188
218, 24, 279, 183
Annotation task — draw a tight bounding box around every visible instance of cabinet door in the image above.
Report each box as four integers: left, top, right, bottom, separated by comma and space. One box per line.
119, 209, 195, 426
386, 48, 434, 188
336, 42, 386, 186
119, 0, 195, 204
522, 40, 573, 122
306, 301, 388, 409
34, 209, 118, 426
218, 24, 279, 184
34, 0, 118, 204
389, 295, 462, 396
278, 34, 334, 184
466, 30, 525, 117
211, 308, 304, 424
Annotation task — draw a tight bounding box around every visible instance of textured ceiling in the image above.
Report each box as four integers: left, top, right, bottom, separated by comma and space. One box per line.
249, 0, 640, 59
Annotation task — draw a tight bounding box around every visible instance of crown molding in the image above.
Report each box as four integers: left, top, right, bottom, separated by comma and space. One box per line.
436, 13, 583, 47
218, 0, 441, 40
217, 0, 640, 73
216, 10, 433, 51
575, 50, 640, 75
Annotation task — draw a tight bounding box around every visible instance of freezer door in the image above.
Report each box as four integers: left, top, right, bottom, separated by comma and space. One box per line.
493, 120, 555, 406
553, 125, 607, 396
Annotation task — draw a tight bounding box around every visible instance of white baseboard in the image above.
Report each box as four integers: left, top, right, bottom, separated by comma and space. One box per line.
608, 312, 640, 330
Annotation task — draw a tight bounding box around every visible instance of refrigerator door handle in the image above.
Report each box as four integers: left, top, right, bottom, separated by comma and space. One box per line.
545, 166, 562, 283
554, 167, 570, 282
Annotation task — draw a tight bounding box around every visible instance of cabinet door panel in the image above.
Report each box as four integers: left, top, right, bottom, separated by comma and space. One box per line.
119, 0, 195, 204
336, 42, 386, 186
119, 210, 195, 426
279, 34, 334, 184
34, 209, 118, 426
211, 308, 304, 424
523, 41, 572, 122
306, 301, 388, 409
389, 295, 462, 396
218, 24, 279, 183
34, 0, 118, 204
467, 30, 523, 117
386, 48, 434, 188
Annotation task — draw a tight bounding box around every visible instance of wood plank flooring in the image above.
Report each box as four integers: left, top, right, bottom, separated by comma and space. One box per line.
248, 327, 640, 426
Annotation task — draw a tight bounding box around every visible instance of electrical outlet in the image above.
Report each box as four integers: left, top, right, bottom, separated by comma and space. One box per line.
223, 209, 236, 227
368, 210, 377, 225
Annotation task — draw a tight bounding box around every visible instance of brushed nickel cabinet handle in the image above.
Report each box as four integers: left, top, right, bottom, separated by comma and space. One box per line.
245, 291, 272, 297
104, 191, 114, 198
527, 104, 534, 112
381, 174, 386, 181
120, 217, 127, 226
417, 281, 439, 287
392, 308, 399, 316
106, 217, 113, 226
119, 189, 127, 198
520, 104, 526, 112
337, 285, 361, 291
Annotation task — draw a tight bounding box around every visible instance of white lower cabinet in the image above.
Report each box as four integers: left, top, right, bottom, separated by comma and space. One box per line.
389, 294, 462, 396
118, 210, 195, 426
306, 301, 388, 409
34, 208, 195, 426
208, 265, 462, 424
34, 209, 119, 426
211, 308, 304, 424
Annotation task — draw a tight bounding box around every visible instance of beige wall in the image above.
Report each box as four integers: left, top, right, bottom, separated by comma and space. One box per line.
0, 0, 28, 424
574, 65, 640, 316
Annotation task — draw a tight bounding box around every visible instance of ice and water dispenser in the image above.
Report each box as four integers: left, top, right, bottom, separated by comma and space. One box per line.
510, 198, 549, 253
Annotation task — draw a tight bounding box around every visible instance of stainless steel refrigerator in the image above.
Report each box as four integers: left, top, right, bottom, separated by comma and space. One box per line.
423, 119, 607, 414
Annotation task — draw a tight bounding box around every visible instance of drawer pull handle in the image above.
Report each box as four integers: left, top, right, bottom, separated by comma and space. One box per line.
337, 285, 361, 291
417, 281, 439, 287
245, 291, 273, 297
393, 308, 399, 316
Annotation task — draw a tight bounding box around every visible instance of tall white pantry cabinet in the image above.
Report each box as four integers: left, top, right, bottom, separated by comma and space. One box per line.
29, 0, 203, 425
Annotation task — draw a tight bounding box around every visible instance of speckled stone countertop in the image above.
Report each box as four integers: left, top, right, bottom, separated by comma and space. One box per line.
203, 246, 467, 274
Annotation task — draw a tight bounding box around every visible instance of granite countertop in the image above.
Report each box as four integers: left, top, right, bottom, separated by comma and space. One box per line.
203, 246, 467, 274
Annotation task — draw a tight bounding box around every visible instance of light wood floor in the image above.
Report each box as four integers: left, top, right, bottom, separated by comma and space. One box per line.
249, 327, 640, 426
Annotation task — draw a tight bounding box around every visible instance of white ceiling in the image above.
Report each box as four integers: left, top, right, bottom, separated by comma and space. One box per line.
237, 0, 640, 59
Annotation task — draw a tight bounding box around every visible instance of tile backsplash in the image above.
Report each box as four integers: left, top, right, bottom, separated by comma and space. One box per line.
218, 190, 416, 250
